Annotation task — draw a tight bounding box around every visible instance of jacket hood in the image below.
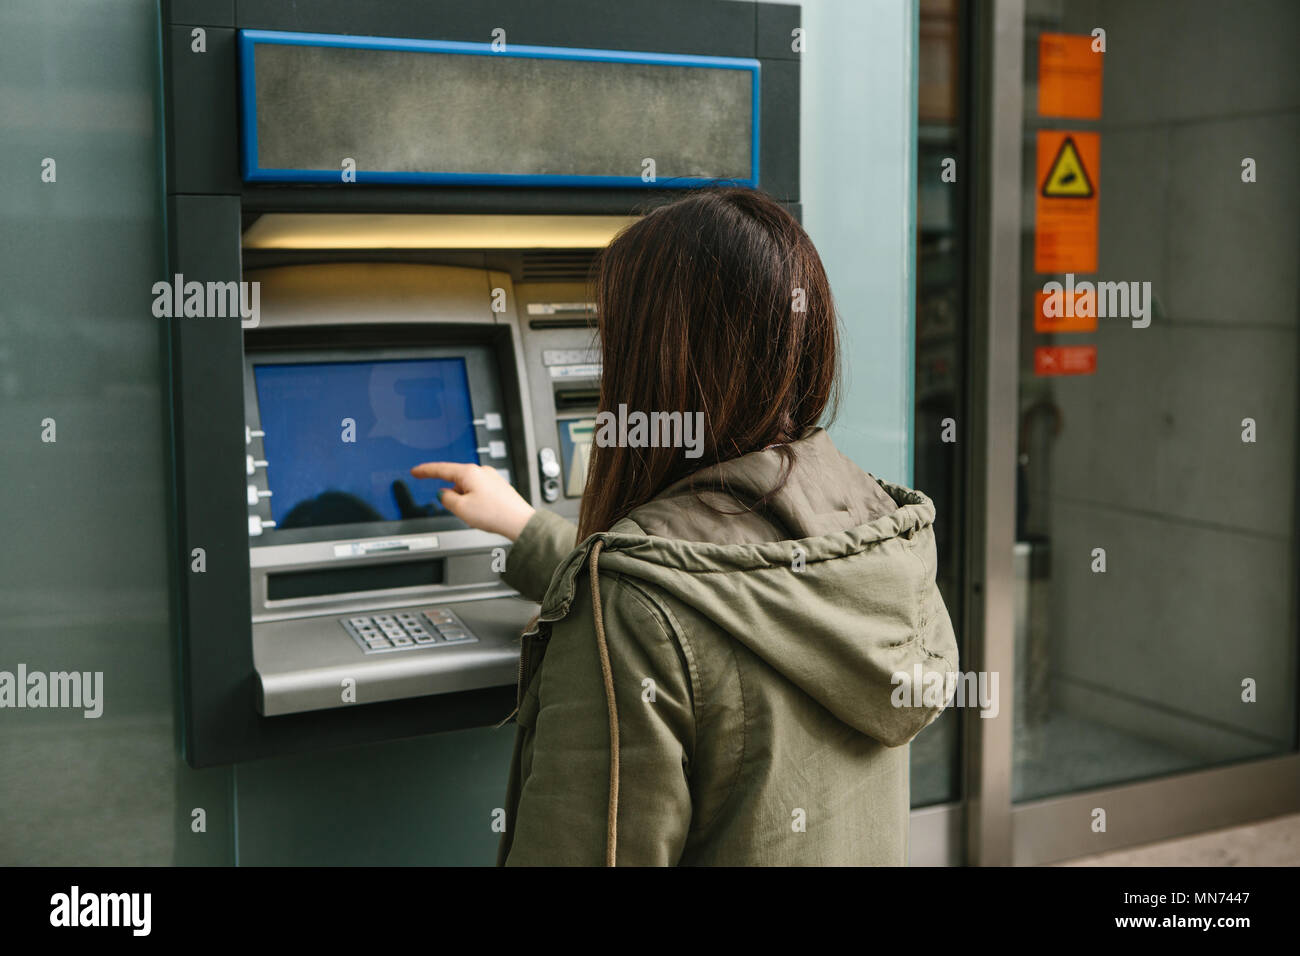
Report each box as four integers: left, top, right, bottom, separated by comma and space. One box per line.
537, 428, 959, 747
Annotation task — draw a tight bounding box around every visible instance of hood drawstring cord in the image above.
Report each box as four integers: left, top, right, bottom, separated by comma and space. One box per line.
588, 539, 620, 867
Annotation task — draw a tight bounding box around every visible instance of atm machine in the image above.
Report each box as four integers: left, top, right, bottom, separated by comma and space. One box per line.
159, 0, 800, 766
240, 258, 606, 718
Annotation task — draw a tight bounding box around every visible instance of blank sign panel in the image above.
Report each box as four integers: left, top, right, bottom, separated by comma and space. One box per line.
239, 31, 760, 187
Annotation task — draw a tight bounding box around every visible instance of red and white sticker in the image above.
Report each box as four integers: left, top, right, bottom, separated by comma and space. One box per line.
1034, 345, 1096, 377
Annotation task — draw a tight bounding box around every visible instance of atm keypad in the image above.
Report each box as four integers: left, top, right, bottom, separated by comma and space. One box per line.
342, 609, 479, 654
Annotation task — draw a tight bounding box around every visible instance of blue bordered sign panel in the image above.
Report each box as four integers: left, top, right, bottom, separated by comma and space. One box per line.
238, 30, 760, 188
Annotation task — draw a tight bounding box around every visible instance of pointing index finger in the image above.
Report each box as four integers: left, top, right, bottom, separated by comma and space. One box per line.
409, 461, 474, 484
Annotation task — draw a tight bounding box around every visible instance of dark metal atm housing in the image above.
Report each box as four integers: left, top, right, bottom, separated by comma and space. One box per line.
161, 0, 800, 766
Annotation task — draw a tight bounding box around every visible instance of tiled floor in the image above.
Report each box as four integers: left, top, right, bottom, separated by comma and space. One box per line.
1059, 812, 1300, 866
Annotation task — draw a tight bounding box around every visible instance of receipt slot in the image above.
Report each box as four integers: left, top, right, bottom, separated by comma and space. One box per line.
159, 0, 800, 765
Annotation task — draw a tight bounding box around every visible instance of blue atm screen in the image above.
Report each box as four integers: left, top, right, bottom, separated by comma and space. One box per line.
253, 357, 478, 528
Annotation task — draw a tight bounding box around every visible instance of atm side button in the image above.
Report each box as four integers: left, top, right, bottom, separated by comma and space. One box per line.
439, 629, 470, 642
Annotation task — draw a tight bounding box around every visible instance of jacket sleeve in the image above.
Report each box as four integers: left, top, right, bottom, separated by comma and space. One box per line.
500, 509, 578, 603
503, 572, 696, 866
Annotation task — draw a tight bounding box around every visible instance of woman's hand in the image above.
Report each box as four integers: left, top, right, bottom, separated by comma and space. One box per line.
409, 461, 535, 542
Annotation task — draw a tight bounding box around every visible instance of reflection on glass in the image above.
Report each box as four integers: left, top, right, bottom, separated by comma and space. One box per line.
911, 0, 968, 808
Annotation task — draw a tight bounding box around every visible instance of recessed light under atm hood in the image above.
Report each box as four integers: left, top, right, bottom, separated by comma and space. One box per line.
240, 213, 637, 250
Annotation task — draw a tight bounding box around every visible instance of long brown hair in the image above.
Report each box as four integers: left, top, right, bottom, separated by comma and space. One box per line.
577, 187, 840, 539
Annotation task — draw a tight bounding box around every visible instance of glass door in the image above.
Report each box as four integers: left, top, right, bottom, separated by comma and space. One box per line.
970, 0, 1300, 865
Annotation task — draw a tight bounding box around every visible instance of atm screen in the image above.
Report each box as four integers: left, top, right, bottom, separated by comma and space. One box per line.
252, 357, 478, 529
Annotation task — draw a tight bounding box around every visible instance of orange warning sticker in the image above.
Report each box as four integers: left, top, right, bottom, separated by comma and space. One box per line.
1034, 130, 1099, 273
1034, 290, 1097, 333
1041, 137, 1093, 197
1038, 33, 1103, 119
1034, 345, 1096, 377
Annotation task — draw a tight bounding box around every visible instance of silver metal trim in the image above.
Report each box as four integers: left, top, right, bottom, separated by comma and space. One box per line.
249, 528, 509, 568
910, 803, 963, 866
242, 261, 498, 328
252, 585, 519, 624
964, 0, 1024, 867
1013, 753, 1300, 865
494, 266, 543, 510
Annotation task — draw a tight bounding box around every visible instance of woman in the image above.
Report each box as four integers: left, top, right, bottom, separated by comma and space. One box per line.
412, 187, 958, 866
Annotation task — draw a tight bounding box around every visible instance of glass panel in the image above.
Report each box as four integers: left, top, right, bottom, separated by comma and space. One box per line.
911, 0, 969, 808
1012, 0, 1299, 801
0, 0, 222, 863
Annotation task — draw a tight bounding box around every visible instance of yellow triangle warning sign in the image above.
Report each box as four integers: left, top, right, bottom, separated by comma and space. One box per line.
1041, 136, 1094, 198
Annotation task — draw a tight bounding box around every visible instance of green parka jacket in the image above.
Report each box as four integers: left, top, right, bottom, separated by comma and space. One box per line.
497, 427, 958, 866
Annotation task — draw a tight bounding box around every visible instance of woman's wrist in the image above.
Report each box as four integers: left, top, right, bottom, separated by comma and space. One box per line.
500, 502, 536, 542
